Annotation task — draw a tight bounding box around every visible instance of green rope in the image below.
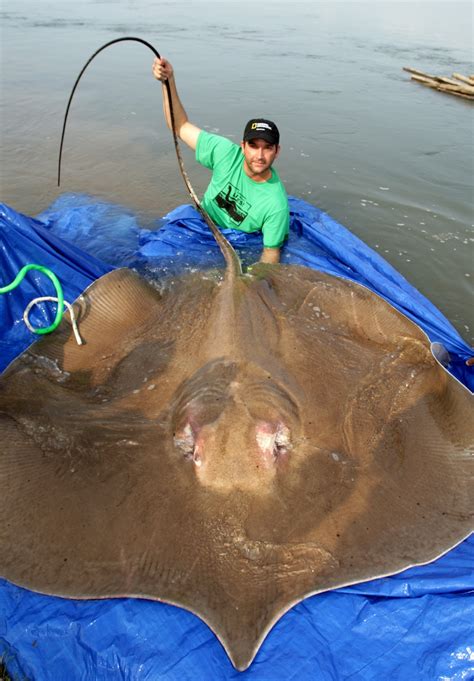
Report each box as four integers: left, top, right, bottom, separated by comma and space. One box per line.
0, 264, 64, 335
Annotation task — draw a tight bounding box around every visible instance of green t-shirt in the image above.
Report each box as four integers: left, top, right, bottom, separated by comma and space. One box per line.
195, 131, 289, 248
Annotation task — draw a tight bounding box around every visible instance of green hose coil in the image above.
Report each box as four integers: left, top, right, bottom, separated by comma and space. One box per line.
0, 264, 64, 335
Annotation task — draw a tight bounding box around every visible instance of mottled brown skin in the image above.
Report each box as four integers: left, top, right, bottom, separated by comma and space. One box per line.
0, 264, 473, 670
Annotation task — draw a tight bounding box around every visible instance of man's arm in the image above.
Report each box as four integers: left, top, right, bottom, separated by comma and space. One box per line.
260, 247, 281, 264
152, 58, 201, 151
260, 207, 288, 264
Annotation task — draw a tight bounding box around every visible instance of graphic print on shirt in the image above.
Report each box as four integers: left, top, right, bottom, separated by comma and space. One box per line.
215, 183, 251, 225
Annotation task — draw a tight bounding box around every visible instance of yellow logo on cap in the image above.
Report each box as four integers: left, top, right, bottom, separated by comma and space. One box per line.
250, 122, 272, 131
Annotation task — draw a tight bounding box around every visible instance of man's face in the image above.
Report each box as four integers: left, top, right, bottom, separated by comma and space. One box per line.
241, 139, 280, 179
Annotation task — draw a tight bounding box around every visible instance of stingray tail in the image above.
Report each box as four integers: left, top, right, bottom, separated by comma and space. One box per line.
197, 205, 242, 279
57, 36, 242, 280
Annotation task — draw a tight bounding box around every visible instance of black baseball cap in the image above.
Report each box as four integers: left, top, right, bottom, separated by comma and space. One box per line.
243, 119, 280, 146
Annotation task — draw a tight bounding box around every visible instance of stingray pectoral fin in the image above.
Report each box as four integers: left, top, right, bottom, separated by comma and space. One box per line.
26, 268, 163, 375
0, 413, 72, 587
258, 264, 427, 348
0, 407, 176, 596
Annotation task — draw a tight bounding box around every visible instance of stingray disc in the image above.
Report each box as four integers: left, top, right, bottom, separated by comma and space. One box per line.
1, 265, 473, 670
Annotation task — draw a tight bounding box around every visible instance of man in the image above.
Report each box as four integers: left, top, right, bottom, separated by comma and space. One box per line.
152, 58, 289, 264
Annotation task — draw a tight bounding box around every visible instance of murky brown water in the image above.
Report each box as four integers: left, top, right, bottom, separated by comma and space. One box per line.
1, 0, 473, 342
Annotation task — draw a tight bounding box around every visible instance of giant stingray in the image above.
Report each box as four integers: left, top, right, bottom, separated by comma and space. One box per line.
1, 36, 474, 671
1, 226, 473, 670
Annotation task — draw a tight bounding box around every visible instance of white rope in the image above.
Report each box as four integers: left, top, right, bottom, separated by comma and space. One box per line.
23, 296, 83, 346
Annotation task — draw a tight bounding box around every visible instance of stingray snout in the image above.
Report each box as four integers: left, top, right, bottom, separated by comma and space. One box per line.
173, 409, 293, 491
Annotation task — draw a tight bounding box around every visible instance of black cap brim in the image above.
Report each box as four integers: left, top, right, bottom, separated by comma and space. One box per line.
243, 131, 279, 145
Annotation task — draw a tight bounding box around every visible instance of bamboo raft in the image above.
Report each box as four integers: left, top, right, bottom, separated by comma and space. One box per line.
403, 67, 474, 101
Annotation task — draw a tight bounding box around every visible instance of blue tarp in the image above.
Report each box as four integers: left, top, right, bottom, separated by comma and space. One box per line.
1, 194, 473, 681
0, 201, 113, 372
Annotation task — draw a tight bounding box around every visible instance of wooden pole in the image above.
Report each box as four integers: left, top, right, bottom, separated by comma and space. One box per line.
404, 67, 474, 101
453, 73, 474, 86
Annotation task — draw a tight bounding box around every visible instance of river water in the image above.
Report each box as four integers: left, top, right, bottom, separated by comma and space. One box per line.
1, 0, 473, 343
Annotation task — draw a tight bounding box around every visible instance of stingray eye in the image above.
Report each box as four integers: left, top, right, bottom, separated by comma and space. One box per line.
256, 421, 291, 464
173, 424, 195, 461
273, 424, 291, 459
